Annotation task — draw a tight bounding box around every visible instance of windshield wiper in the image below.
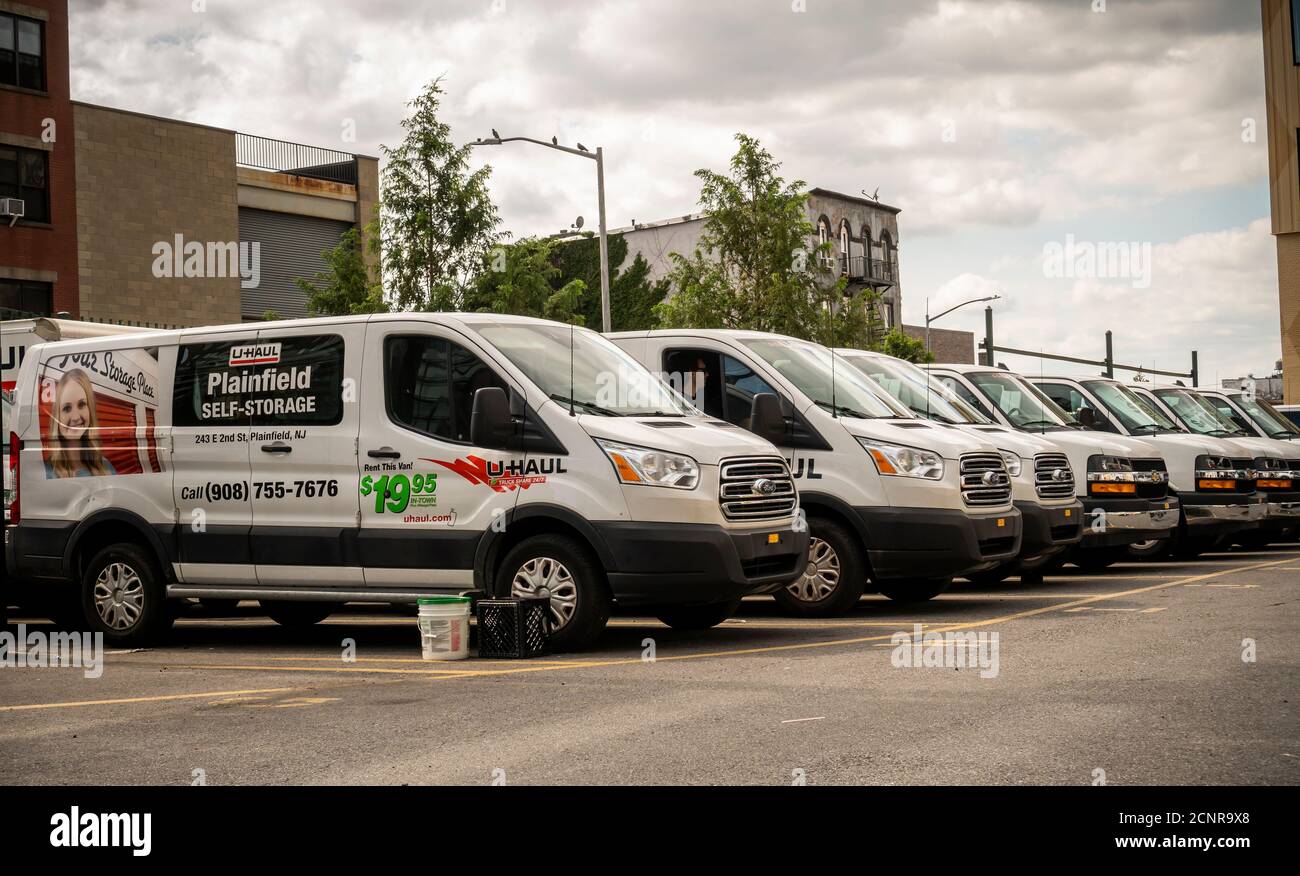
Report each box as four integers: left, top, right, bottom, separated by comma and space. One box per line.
814, 400, 875, 419
549, 394, 621, 417
1016, 419, 1061, 429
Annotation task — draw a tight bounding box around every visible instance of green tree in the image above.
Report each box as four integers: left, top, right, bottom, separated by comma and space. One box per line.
294, 227, 388, 316
372, 77, 501, 311
550, 233, 669, 330
463, 237, 587, 325
656, 133, 890, 348
880, 328, 935, 363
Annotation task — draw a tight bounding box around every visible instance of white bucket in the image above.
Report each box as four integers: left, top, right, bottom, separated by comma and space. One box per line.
417, 597, 472, 661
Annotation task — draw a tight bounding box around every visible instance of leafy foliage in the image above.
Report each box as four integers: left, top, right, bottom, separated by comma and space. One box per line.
655, 133, 888, 351
295, 227, 388, 316
371, 77, 501, 311
880, 328, 935, 363
463, 237, 587, 325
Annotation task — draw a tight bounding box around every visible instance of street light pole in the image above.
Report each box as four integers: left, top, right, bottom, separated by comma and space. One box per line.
472, 135, 612, 332
595, 147, 610, 334
926, 293, 1002, 354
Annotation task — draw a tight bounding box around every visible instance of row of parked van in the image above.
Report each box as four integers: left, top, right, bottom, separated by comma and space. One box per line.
3, 314, 1297, 650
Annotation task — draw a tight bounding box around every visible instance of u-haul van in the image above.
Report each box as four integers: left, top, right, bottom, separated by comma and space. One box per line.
4, 313, 809, 650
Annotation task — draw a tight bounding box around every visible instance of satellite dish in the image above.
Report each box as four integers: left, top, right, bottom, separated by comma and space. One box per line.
574, 216, 585, 230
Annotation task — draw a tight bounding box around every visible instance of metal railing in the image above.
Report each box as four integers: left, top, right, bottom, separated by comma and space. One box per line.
840, 255, 898, 284
235, 133, 358, 185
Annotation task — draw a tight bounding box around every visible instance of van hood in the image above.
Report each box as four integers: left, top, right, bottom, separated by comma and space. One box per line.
1142, 432, 1247, 458
1216, 434, 1300, 462
961, 424, 1057, 457
575, 414, 780, 466
835, 417, 998, 459
1035, 429, 1163, 460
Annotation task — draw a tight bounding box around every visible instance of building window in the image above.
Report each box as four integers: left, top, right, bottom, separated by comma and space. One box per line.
0, 147, 49, 223
0, 279, 53, 316
1293, 0, 1300, 64
0, 12, 44, 91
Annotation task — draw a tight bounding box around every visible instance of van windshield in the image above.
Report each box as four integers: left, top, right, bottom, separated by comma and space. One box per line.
844, 354, 989, 424
477, 323, 695, 417
1229, 393, 1300, 439
968, 371, 1078, 430
742, 338, 906, 419
1152, 388, 1243, 437
1083, 380, 1179, 434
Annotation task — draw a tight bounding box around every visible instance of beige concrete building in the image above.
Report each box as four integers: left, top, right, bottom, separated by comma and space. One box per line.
1262, 0, 1300, 402
72, 102, 379, 327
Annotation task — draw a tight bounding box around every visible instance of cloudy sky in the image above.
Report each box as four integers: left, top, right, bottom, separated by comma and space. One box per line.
69, 0, 1278, 384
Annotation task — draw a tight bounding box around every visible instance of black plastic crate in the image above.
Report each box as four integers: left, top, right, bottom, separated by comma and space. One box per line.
476, 597, 551, 659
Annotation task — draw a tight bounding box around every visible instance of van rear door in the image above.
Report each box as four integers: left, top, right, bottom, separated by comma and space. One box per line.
247, 325, 364, 588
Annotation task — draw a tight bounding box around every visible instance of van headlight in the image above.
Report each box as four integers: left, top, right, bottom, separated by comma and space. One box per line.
999, 450, 1022, 477
858, 438, 945, 480
596, 439, 699, 489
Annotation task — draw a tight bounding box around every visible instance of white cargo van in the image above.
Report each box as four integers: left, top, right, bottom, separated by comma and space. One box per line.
4, 313, 808, 650
926, 365, 1179, 571
1125, 382, 1299, 547
837, 350, 1083, 583
1030, 376, 1265, 558
1198, 388, 1300, 444
610, 330, 1022, 615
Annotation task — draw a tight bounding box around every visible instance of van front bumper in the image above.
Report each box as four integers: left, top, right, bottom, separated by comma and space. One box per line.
853, 506, 1022, 580
594, 521, 809, 607
1181, 494, 1267, 532
1017, 500, 1084, 559
1079, 496, 1179, 547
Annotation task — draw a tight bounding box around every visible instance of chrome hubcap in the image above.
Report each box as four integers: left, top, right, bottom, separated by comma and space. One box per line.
93, 562, 145, 630
787, 537, 840, 602
511, 557, 578, 630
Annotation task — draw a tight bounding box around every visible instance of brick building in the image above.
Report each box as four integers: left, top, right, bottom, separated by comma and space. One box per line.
0, 0, 379, 329
1262, 0, 1300, 402
0, 0, 77, 315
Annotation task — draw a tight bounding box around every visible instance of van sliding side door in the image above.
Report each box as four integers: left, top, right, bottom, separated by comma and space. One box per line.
248, 325, 365, 588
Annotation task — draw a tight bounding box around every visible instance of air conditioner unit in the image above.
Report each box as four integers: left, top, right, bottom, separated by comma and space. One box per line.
0, 198, 24, 226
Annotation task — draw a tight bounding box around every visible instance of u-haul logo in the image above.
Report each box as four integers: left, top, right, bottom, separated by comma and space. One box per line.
229, 343, 281, 367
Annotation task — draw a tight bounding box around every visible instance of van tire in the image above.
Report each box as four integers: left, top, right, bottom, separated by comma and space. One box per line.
80, 542, 173, 646
655, 599, 740, 630
877, 577, 950, 603
772, 518, 865, 616
497, 534, 610, 652
1125, 538, 1170, 561
261, 601, 339, 627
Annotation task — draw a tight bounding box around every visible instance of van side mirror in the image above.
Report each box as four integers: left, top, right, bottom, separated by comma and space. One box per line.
749, 393, 787, 444
471, 387, 514, 450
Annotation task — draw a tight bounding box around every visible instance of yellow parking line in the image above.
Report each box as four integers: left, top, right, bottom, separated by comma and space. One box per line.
0, 687, 299, 713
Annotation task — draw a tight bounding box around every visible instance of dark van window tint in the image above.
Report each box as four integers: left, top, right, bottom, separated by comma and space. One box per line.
173, 335, 344, 428
386, 335, 507, 443
722, 355, 779, 429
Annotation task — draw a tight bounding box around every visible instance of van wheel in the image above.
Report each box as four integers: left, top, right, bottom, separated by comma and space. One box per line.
656, 599, 740, 630
773, 518, 865, 617
877, 577, 950, 603
81, 543, 173, 646
261, 601, 339, 627
499, 534, 611, 652
1126, 538, 1169, 561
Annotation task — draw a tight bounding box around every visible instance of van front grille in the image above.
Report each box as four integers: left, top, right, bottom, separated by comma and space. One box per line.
1034, 453, 1075, 499
960, 453, 1012, 507
1131, 458, 1170, 499
719, 457, 797, 522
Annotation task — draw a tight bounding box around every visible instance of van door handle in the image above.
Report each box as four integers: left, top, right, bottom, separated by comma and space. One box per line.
367, 447, 401, 459
261, 442, 292, 454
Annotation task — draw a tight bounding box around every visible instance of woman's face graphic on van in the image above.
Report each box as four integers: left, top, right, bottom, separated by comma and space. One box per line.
57, 379, 91, 440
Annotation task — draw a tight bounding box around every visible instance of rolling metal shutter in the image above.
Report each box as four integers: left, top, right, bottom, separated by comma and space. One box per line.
238, 207, 352, 320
